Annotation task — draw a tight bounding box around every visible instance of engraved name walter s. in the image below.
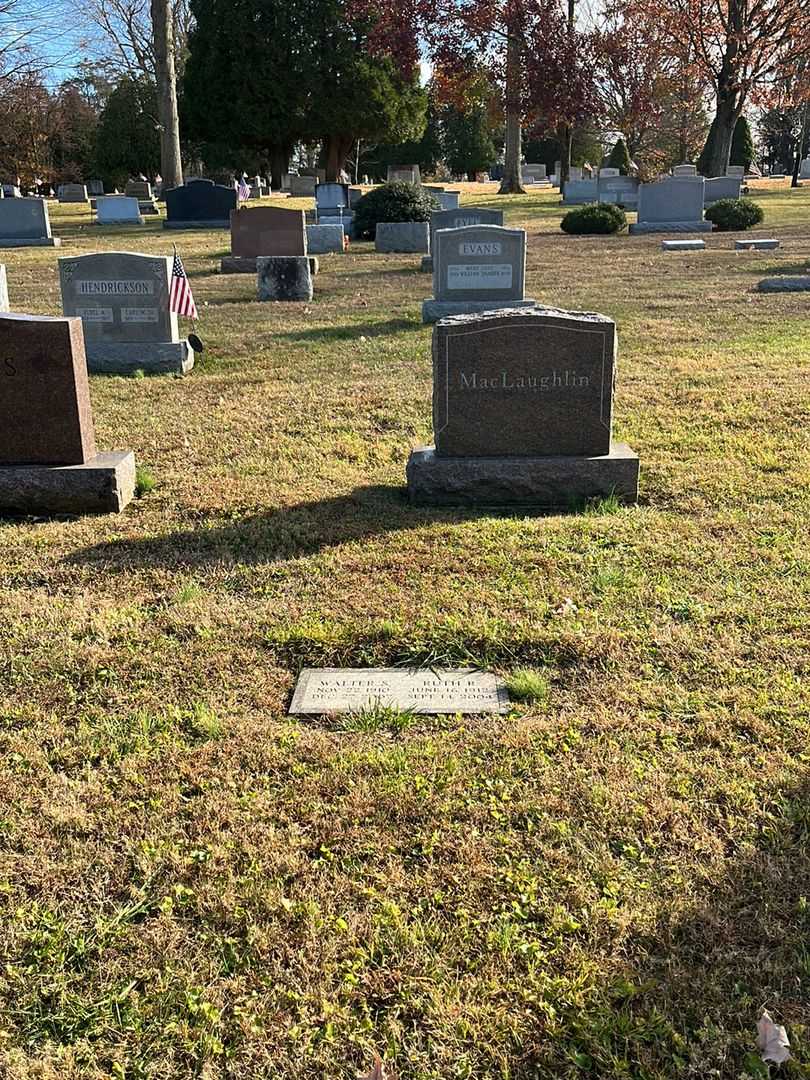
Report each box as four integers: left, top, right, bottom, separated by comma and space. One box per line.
459, 241, 502, 255
459, 369, 590, 390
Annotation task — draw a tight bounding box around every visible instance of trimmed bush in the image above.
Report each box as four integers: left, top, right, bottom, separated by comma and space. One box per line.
352, 182, 439, 240
561, 202, 627, 235
705, 197, 764, 231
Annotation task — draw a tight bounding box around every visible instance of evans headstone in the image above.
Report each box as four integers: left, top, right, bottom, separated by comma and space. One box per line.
629, 175, 711, 234
164, 179, 236, 228
407, 307, 639, 507
0, 313, 135, 512
422, 207, 505, 272
59, 251, 193, 375
289, 668, 510, 715
422, 224, 535, 324
0, 199, 59, 247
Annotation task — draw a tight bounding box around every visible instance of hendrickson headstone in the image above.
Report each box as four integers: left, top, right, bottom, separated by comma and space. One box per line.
422, 224, 535, 324
59, 251, 193, 374
164, 179, 236, 229
289, 667, 510, 715
0, 199, 60, 247
629, 175, 711, 234
96, 197, 143, 225
0, 312, 135, 512
421, 207, 505, 273
406, 307, 639, 507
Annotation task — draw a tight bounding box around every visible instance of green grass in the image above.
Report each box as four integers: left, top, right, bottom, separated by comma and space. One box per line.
0, 179, 809, 1079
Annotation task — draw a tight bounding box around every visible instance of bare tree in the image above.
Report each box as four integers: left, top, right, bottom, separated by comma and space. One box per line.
150, 0, 183, 185
82, 0, 191, 81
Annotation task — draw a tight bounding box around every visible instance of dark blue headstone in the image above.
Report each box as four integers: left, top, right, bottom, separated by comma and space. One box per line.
163, 179, 236, 229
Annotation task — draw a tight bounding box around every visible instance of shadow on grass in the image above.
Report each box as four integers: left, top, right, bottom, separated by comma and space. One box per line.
67, 484, 616, 571
542, 773, 810, 1077
273, 318, 422, 342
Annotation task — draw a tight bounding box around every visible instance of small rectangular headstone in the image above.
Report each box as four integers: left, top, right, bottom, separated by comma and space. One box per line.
735, 238, 779, 251
0, 198, 58, 245
662, 239, 706, 251
231, 206, 307, 257
289, 667, 510, 715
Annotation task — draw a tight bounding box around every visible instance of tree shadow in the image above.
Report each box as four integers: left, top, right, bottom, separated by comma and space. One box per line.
272, 318, 423, 343
67, 484, 599, 573
543, 772, 810, 1076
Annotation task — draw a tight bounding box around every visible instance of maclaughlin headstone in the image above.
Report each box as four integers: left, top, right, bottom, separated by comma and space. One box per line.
422, 224, 535, 324
289, 667, 510, 715
407, 306, 639, 507
0, 312, 135, 513
59, 251, 193, 375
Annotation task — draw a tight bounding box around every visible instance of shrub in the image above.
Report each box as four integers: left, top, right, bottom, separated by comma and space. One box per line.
352, 181, 439, 240
705, 197, 764, 231
561, 202, 626, 235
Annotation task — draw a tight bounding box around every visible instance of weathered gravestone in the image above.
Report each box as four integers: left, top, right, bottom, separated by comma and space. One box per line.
96, 197, 143, 225
124, 180, 159, 214
0, 313, 135, 512
387, 164, 421, 184
422, 224, 535, 324
315, 182, 350, 220
0, 199, 60, 247
407, 307, 639, 507
672, 164, 698, 177
164, 179, 236, 229
0, 264, 8, 311
704, 176, 742, 205
436, 192, 461, 211
87, 180, 104, 196
289, 667, 510, 715
222, 206, 318, 275
726, 166, 745, 179
562, 178, 599, 205
375, 221, 430, 254
306, 224, 344, 254
59, 183, 90, 204
59, 252, 193, 375
629, 175, 712, 234
257, 256, 313, 302
289, 175, 317, 196
421, 207, 505, 273
598, 174, 639, 207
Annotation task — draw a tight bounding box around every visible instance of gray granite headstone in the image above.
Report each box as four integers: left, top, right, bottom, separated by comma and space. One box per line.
59, 251, 192, 374
0, 198, 59, 247
629, 176, 711, 234
289, 667, 509, 715
59, 183, 89, 204
423, 225, 535, 323
96, 197, 143, 224
563, 178, 599, 205
704, 176, 742, 204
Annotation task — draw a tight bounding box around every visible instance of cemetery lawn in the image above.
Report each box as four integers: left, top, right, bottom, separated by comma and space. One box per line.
2, 181, 810, 1080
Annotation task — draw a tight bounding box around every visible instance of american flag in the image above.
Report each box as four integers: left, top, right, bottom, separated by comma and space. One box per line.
237, 175, 251, 201
169, 247, 198, 320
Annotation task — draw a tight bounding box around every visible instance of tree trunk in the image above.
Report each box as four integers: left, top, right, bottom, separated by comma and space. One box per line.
150, 0, 183, 187
269, 146, 290, 190
558, 122, 572, 194
324, 135, 354, 181
792, 101, 809, 188
498, 6, 525, 195
701, 91, 739, 176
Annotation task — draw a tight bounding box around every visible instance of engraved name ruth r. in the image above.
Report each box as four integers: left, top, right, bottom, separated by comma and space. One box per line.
460, 370, 589, 390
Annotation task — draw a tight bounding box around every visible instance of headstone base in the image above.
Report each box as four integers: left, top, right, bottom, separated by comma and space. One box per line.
736, 238, 779, 251
85, 340, 194, 375
422, 298, 536, 325
0, 237, 60, 248
629, 221, 712, 235
221, 255, 319, 276
407, 443, 639, 508
0, 451, 136, 515
163, 219, 230, 229
257, 256, 313, 302
756, 277, 810, 292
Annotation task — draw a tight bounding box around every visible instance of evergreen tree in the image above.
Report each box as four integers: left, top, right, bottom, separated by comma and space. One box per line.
95, 78, 160, 188
607, 136, 631, 174
443, 105, 497, 179
730, 116, 755, 170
